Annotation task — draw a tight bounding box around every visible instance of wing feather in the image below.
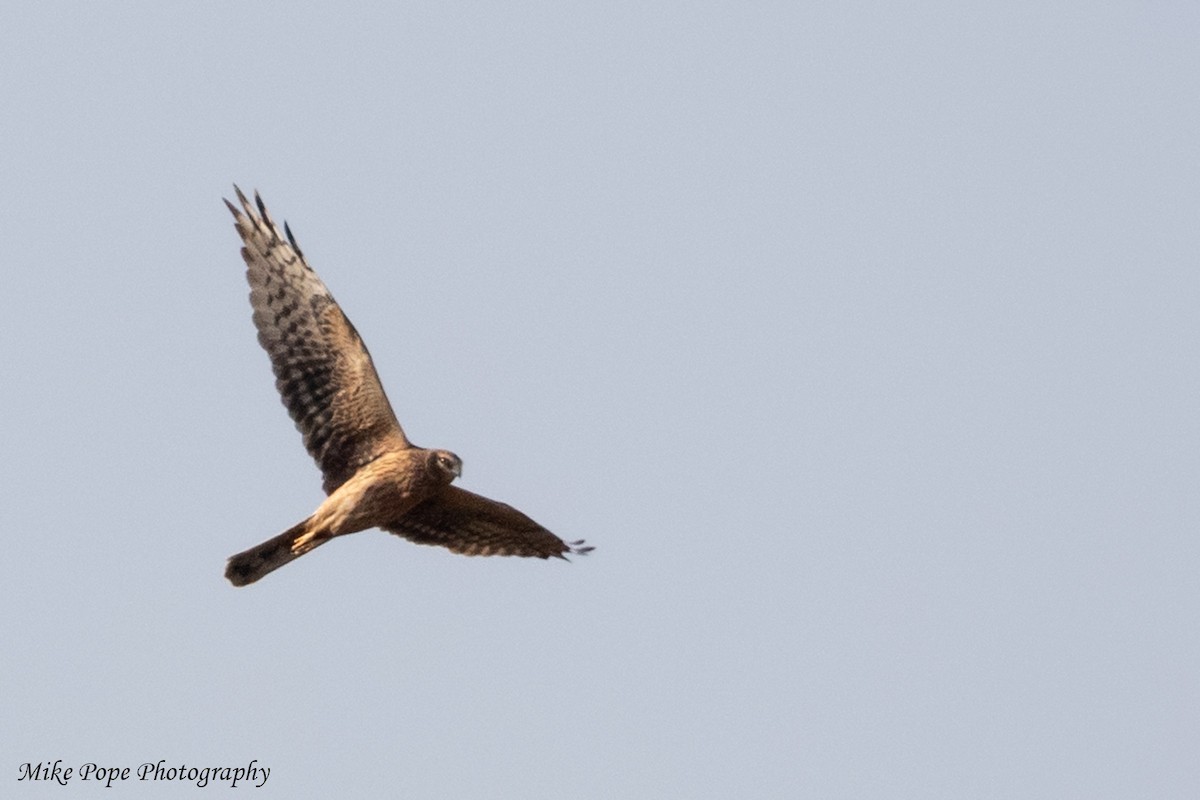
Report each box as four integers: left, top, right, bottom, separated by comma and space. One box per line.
384, 486, 594, 559
226, 187, 409, 493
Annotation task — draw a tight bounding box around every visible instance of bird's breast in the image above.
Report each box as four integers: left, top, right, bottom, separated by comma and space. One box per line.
314, 450, 436, 536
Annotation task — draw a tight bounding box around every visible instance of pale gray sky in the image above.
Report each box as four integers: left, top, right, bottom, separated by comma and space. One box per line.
3, 3, 1198, 798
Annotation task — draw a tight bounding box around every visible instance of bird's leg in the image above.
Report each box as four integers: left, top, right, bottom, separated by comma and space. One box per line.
290, 524, 332, 556
292, 479, 374, 556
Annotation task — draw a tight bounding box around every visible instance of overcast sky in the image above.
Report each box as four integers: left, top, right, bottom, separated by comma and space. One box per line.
2, 3, 1198, 798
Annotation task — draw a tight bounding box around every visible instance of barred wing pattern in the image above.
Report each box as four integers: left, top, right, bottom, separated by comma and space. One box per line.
226, 188, 410, 494
385, 486, 595, 560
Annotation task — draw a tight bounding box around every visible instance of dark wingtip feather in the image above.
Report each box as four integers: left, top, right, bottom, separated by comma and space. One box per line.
284, 220, 304, 258
566, 539, 595, 557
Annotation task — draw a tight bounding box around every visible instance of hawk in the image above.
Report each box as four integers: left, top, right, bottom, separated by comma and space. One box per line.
223, 188, 592, 586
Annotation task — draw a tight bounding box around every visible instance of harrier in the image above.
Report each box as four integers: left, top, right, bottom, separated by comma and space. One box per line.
223, 188, 592, 586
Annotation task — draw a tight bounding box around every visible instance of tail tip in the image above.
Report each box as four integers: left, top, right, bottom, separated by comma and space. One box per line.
224, 556, 258, 587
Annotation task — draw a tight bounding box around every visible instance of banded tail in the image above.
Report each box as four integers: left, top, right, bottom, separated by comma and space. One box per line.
225, 518, 330, 586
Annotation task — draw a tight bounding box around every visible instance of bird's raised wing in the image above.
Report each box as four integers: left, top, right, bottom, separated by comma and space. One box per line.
384, 486, 594, 559
226, 187, 410, 494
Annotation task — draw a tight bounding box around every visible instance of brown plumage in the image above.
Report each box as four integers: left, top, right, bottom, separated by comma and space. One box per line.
223, 188, 592, 586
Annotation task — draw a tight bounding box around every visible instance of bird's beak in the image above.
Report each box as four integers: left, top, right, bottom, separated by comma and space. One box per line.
452, 462, 463, 479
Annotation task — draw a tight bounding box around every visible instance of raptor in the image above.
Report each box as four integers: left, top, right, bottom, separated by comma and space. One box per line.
223, 188, 592, 586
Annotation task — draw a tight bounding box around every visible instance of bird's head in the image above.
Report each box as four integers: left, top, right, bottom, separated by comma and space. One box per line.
427, 450, 463, 483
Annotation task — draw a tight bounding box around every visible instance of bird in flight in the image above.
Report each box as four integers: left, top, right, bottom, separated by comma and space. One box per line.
223, 188, 592, 586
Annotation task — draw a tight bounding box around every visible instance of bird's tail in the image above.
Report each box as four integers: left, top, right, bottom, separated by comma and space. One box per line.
225, 517, 331, 587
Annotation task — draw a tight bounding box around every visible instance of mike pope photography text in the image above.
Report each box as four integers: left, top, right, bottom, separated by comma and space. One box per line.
18, 759, 270, 788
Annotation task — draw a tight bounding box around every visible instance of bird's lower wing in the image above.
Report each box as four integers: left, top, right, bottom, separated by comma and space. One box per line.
383, 485, 594, 559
